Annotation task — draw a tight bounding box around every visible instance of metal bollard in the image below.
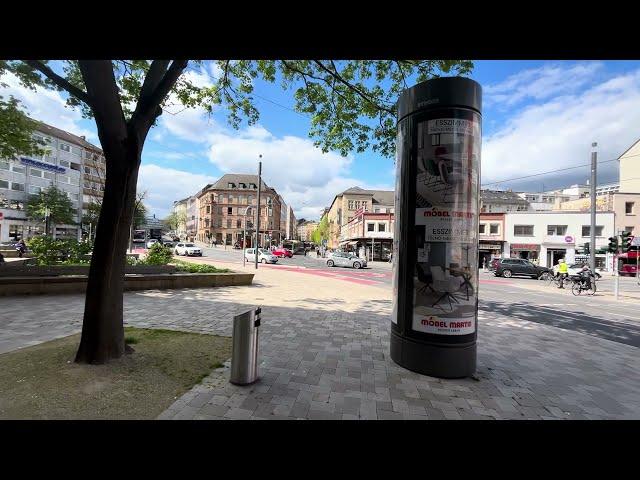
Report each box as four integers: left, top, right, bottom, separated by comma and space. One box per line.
229, 307, 261, 385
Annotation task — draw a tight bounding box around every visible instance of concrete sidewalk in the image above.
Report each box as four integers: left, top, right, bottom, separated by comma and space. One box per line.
2, 263, 639, 420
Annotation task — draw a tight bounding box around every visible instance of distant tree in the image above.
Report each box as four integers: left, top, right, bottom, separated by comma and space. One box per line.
311, 216, 330, 245
26, 185, 75, 235
0, 95, 45, 160
164, 211, 187, 232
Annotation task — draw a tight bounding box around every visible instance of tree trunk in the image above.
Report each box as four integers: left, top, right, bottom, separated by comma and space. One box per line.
74, 141, 141, 364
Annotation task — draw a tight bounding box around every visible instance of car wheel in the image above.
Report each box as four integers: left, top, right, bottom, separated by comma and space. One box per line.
502, 269, 512, 278
327, 260, 334, 267
261, 259, 267, 264
353, 261, 361, 269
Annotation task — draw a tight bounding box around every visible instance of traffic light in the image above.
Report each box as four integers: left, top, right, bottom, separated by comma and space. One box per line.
583, 242, 590, 254
607, 236, 619, 253
621, 231, 633, 251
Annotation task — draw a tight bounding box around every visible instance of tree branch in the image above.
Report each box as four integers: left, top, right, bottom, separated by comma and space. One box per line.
131, 60, 189, 128
135, 60, 170, 111
23, 60, 93, 107
313, 60, 394, 114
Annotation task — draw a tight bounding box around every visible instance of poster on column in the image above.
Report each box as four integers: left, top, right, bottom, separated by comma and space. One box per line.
412, 115, 480, 336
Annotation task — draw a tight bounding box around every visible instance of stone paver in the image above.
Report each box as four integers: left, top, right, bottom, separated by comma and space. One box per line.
1, 260, 640, 420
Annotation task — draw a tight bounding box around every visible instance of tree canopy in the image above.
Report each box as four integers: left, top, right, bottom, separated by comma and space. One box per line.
0, 94, 44, 160
26, 185, 75, 227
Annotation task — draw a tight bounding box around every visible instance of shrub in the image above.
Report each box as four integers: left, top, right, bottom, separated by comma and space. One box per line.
27, 237, 93, 266
140, 242, 173, 266
171, 259, 229, 273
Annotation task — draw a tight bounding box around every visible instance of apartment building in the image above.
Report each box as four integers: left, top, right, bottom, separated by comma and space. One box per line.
172, 197, 189, 238
285, 204, 297, 240
296, 220, 318, 242
324, 186, 395, 248
195, 174, 283, 247
503, 211, 615, 269
0, 121, 105, 243
480, 189, 531, 213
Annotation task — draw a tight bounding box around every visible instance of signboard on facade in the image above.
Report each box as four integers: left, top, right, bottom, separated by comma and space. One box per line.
20, 157, 66, 173
564, 235, 574, 243
510, 243, 540, 250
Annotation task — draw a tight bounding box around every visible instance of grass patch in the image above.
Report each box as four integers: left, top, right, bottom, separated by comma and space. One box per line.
0, 327, 232, 420
171, 259, 230, 273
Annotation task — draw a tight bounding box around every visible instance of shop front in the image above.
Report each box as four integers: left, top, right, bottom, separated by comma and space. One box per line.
478, 241, 504, 267
510, 243, 540, 262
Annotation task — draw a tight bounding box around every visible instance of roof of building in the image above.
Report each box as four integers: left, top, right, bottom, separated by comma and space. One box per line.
34, 120, 102, 153
327, 186, 394, 212
481, 190, 530, 206
210, 174, 270, 191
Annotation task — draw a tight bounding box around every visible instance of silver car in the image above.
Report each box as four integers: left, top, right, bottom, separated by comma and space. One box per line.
326, 252, 367, 269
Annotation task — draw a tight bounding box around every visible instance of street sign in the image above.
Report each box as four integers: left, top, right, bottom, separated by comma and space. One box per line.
631, 236, 640, 247
564, 235, 574, 243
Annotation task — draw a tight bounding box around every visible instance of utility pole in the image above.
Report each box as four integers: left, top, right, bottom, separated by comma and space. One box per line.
590, 142, 597, 272
255, 156, 262, 270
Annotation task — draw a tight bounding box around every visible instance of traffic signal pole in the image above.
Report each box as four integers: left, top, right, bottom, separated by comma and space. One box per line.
589, 142, 597, 272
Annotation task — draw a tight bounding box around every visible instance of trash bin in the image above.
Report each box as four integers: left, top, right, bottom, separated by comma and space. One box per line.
229, 307, 261, 385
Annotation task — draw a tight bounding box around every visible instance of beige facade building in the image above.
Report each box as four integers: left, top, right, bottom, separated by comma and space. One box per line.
323, 186, 394, 248
196, 174, 283, 247
619, 137, 640, 193
558, 193, 639, 237
297, 220, 318, 242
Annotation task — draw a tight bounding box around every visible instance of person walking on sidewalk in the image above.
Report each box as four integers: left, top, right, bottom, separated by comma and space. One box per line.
557, 258, 569, 289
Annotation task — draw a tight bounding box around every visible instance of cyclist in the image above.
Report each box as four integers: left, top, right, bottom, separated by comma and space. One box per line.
557, 258, 569, 289
578, 264, 595, 291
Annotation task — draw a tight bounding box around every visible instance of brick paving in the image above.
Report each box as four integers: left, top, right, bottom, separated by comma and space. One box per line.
1, 264, 639, 420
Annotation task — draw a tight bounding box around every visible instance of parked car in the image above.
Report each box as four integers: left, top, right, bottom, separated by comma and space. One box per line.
146, 239, 159, 249
172, 236, 180, 242
326, 252, 367, 269
161, 240, 175, 248
245, 248, 278, 264
174, 243, 202, 256
493, 258, 551, 279
271, 247, 293, 258
552, 263, 603, 279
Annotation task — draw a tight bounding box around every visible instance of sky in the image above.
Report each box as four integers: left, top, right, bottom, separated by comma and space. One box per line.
2, 60, 640, 220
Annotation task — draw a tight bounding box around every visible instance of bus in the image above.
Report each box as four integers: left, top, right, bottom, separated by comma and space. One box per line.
132, 229, 146, 244
617, 251, 639, 277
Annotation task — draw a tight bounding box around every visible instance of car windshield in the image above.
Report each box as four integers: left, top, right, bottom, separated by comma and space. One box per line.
184, 243, 195, 247
259, 249, 270, 254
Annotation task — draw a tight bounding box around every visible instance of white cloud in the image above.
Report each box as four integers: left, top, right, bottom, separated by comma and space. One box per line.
485, 62, 603, 108
137, 164, 216, 218
0, 71, 98, 142
483, 68, 640, 185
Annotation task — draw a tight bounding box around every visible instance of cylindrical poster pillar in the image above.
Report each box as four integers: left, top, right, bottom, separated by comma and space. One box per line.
391, 77, 482, 378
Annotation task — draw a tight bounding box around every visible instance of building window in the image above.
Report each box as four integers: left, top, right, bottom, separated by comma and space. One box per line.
228, 182, 235, 188
11, 164, 25, 174
218, 194, 225, 203
348, 200, 355, 209
227, 219, 232, 229
227, 207, 233, 215
479, 224, 486, 234
0, 160, 9, 170
624, 226, 634, 233
30, 168, 43, 178
206, 205, 210, 214
490, 223, 499, 234
237, 219, 242, 228
9, 224, 24, 241
239, 195, 246, 204
239, 183, 246, 189
581, 225, 604, 237
514, 225, 534, 236
59, 159, 70, 168
59, 143, 71, 152
228, 194, 234, 203
70, 162, 81, 171
626, 202, 635, 214
268, 207, 273, 217
205, 218, 210, 227
547, 225, 567, 236
10, 182, 25, 192
0, 179, 8, 189
30, 185, 42, 194
367, 223, 375, 232
43, 171, 55, 180
378, 223, 386, 232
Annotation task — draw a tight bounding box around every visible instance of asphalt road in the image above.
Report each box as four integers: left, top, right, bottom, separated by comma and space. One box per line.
179, 245, 640, 348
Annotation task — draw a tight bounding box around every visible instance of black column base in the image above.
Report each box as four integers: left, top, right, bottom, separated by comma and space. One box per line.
390, 330, 476, 379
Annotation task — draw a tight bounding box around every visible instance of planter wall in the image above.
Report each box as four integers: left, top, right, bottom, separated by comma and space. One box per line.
0, 264, 177, 277
0, 272, 254, 296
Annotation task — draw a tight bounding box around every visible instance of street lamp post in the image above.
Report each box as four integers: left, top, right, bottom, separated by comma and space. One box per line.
255, 155, 262, 270
243, 206, 253, 268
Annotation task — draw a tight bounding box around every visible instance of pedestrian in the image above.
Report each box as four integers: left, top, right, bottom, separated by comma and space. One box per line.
557, 258, 568, 289
388, 250, 393, 263
304, 247, 307, 257
16, 239, 26, 258
0, 250, 5, 265
316, 248, 320, 258
483, 257, 488, 271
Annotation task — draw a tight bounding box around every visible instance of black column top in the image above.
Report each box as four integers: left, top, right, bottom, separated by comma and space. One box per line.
397, 76, 482, 121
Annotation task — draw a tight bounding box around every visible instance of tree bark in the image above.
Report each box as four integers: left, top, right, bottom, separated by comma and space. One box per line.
74, 141, 141, 364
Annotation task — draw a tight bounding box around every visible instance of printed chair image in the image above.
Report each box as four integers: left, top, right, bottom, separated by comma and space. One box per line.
415, 263, 434, 295
429, 266, 464, 312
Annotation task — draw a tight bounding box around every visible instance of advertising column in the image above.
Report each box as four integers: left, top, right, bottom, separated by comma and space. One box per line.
391, 77, 482, 378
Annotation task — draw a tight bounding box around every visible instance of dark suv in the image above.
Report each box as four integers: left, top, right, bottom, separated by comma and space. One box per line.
494, 258, 551, 279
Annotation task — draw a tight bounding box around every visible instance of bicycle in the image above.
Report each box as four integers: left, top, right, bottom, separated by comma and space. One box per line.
571, 275, 597, 296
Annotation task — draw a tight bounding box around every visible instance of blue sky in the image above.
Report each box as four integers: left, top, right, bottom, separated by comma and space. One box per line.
3, 60, 640, 219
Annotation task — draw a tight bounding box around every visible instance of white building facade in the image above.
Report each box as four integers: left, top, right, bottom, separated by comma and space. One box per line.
1, 122, 105, 244
503, 211, 615, 269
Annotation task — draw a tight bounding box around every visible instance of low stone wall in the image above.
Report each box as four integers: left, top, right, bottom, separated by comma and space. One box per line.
0, 249, 31, 259
0, 264, 177, 277
0, 272, 254, 296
